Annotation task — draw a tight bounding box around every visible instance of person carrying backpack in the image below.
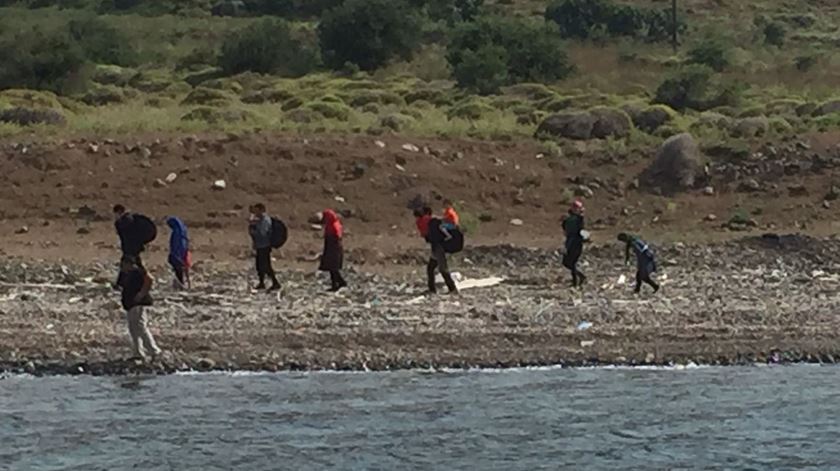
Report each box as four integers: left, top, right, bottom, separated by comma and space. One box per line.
319, 209, 347, 292
166, 216, 191, 290
249, 203, 280, 292
414, 206, 458, 295
562, 200, 587, 288
618, 232, 660, 294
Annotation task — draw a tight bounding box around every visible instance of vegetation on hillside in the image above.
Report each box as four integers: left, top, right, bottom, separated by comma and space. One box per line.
1, 0, 840, 156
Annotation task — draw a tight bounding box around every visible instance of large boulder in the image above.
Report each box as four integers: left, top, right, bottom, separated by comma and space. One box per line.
590, 107, 632, 139
535, 112, 597, 140
640, 133, 707, 194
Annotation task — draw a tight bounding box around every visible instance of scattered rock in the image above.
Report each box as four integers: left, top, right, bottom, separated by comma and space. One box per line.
589, 107, 632, 139
374, 140, 386, 149
703, 186, 715, 195
140, 147, 153, 159
165, 173, 178, 184
15, 226, 28, 234
575, 185, 594, 198
631, 105, 674, 133
401, 143, 420, 153
509, 218, 524, 226
705, 214, 718, 222
826, 185, 840, 201
738, 179, 762, 193
212, 180, 227, 190
87, 143, 99, 154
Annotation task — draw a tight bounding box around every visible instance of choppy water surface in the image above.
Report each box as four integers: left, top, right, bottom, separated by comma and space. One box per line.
3, 366, 840, 470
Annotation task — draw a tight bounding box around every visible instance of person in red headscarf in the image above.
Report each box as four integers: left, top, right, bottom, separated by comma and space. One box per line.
562, 200, 587, 288
319, 209, 347, 292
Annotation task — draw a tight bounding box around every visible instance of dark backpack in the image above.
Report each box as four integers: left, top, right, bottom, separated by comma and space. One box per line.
132, 214, 157, 245
270, 217, 288, 249
443, 228, 465, 254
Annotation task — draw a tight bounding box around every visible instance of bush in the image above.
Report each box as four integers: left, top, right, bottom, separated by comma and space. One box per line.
68, 15, 138, 66
544, 0, 683, 42
410, 0, 484, 23
763, 21, 786, 47
654, 65, 740, 111
244, 0, 343, 18
219, 19, 319, 76
447, 16, 574, 93
451, 45, 509, 95
795, 54, 817, 72
0, 28, 86, 93
318, 0, 422, 71
686, 38, 731, 72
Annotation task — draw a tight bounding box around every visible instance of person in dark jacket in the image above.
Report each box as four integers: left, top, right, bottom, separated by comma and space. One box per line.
116, 255, 161, 360
166, 216, 191, 290
319, 209, 347, 292
249, 203, 280, 291
618, 233, 660, 294
562, 200, 587, 288
415, 206, 458, 295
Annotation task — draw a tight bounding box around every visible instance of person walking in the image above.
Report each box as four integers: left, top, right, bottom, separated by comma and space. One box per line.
249, 203, 280, 291
562, 200, 587, 288
166, 216, 191, 290
319, 209, 347, 292
116, 256, 161, 360
415, 206, 458, 295
618, 232, 660, 294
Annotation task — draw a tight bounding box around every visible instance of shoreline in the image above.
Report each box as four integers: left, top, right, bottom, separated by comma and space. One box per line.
3, 351, 839, 377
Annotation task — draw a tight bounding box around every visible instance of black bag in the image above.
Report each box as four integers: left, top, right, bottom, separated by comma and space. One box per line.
270, 217, 288, 249
443, 228, 464, 254
132, 214, 157, 245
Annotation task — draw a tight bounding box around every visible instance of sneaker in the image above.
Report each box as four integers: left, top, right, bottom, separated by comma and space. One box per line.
267, 283, 281, 292
254, 283, 266, 290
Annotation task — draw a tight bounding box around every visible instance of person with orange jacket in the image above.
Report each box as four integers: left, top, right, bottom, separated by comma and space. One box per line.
414, 205, 458, 294
319, 209, 347, 292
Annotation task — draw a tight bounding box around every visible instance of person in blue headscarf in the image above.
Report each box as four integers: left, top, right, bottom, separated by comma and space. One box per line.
166, 216, 191, 289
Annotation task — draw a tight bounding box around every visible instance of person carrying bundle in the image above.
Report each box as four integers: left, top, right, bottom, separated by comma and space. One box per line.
618, 232, 660, 294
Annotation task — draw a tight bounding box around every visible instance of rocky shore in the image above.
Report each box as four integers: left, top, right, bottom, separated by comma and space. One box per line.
2, 234, 840, 376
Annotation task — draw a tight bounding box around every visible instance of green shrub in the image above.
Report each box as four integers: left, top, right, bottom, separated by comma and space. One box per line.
544, 0, 683, 42
68, 15, 138, 66
219, 19, 319, 76
318, 0, 423, 71
447, 16, 574, 93
447, 99, 494, 120
686, 38, 732, 72
410, 0, 484, 23
181, 87, 234, 106
244, 0, 343, 19
303, 100, 352, 120
795, 54, 818, 72
451, 44, 509, 95
763, 21, 786, 47
80, 84, 126, 106
654, 64, 740, 111
0, 28, 86, 93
